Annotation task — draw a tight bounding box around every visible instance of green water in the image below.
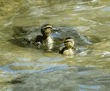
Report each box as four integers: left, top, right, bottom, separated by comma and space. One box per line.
0, 0, 110, 90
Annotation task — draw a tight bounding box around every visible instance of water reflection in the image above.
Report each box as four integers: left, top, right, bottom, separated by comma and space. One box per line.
78, 84, 101, 89
37, 57, 66, 62
79, 71, 87, 74
0, 57, 67, 74
101, 6, 110, 11
17, 57, 31, 61
11, 65, 110, 91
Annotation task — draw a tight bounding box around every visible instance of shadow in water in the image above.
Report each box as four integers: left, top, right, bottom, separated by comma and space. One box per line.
8, 78, 25, 84
10, 26, 102, 49
7, 39, 30, 48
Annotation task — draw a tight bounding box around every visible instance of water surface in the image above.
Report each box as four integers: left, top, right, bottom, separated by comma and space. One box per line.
0, 0, 110, 91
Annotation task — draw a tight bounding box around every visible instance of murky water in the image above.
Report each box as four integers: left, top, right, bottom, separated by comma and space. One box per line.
0, 0, 110, 91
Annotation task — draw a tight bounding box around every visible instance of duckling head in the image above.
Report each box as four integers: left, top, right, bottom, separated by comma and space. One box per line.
41, 24, 52, 37
64, 37, 74, 49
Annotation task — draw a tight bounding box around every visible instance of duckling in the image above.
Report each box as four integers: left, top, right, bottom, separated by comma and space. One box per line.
34, 24, 53, 50
59, 37, 77, 55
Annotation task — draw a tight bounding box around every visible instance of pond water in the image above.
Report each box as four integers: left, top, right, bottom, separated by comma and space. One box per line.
0, 0, 110, 91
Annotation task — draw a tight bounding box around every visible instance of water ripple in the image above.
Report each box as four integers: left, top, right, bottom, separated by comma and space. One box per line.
78, 84, 101, 89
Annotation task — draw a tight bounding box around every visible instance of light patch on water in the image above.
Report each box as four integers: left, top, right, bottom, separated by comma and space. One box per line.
29, 9, 43, 17
101, 6, 110, 11
69, 61, 73, 62
15, 12, 19, 15
55, 32, 60, 35
85, 65, 95, 67
73, 6, 90, 11
0, 74, 9, 77
51, 32, 62, 38
39, 65, 68, 73
106, 58, 110, 61
0, 63, 68, 74
10, 62, 35, 66
29, 6, 52, 17
77, 60, 84, 62
37, 57, 66, 62
100, 51, 110, 58
77, 1, 89, 5
80, 35, 93, 44
64, 18, 72, 20
48, 15, 58, 17
70, 14, 78, 16
105, 21, 110, 24
79, 89, 90, 91
17, 57, 31, 61
58, 20, 62, 22
91, 0, 99, 2
79, 71, 87, 74
94, 78, 104, 82
78, 17, 97, 24
73, 5, 105, 11
76, 26, 90, 32
75, 58, 82, 59
94, 65, 103, 68
91, 5, 105, 9
52, 27, 59, 30
4, 21, 12, 26
12, 74, 18, 77
78, 84, 101, 89
3, 87, 6, 89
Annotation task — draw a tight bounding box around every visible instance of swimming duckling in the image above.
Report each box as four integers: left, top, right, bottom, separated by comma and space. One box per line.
59, 37, 77, 55
33, 24, 53, 50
